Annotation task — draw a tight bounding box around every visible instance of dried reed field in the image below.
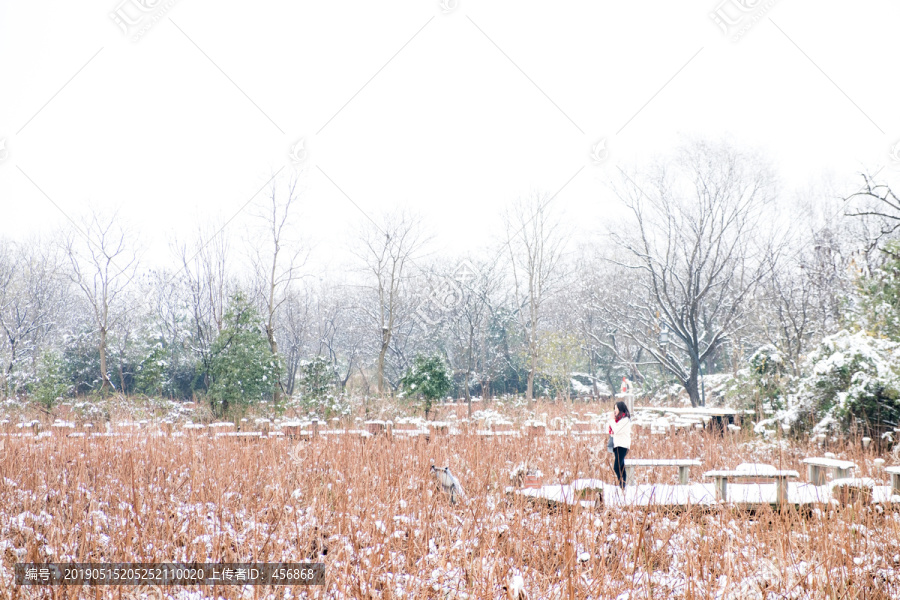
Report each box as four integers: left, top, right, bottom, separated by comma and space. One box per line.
1, 402, 899, 599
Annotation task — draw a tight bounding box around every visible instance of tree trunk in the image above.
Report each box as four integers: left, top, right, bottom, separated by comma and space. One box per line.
605, 372, 616, 403
526, 338, 537, 405
526, 368, 534, 404
341, 359, 353, 390
5, 340, 16, 398
99, 327, 110, 393
118, 363, 126, 395
377, 329, 389, 396
684, 366, 701, 407
376, 347, 387, 395
267, 326, 282, 403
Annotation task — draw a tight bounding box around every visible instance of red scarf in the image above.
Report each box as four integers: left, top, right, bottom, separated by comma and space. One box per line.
610, 412, 626, 434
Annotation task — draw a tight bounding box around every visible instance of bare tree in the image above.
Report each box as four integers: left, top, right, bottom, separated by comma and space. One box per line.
845, 175, 900, 249
310, 283, 368, 392
278, 286, 309, 397
445, 257, 502, 414
177, 223, 231, 392
0, 239, 65, 396
580, 247, 652, 393
250, 174, 308, 403
64, 211, 139, 393
744, 183, 862, 375
610, 140, 775, 406
752, 251, 814, 377
504, 192, 566, 404
145, 266, 193, 397
354, 211, 425, 396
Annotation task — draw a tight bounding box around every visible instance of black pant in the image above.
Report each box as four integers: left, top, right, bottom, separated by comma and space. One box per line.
613, 446, 628, 489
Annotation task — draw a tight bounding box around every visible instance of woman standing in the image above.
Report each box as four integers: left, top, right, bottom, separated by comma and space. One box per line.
608, 401, 632, 489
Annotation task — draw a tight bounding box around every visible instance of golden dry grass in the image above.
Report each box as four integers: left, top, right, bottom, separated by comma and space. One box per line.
0, 401, 898, 599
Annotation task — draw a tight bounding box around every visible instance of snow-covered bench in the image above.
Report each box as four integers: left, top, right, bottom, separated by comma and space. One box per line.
828, 477, 876, 504
704, 464, 799, 506
476, 429, 521, 438
624, 459, 702, 485
392, 427, 429, 437
802, 457, 857, 485
885, 466, 900, 497
214, 431, 263, 443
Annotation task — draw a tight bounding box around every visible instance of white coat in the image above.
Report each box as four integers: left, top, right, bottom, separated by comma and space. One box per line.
608, 415, 632, 449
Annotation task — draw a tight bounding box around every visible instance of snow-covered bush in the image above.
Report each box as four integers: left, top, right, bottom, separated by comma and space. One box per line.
749, 344, 788, 409
295, 355, 340, 417
722, 344, 790, 414
399, 355, 451, 420
30, 350, 71, 410
207, 292, 278, 416
854, 240, 900, 339
789, 330, 900, 436
749, 344, 785, 382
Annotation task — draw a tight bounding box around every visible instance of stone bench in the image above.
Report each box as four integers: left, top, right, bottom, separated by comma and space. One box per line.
392, 427, 429, 436
624, 459, 702, 485
828, 477, 876, 505
524, 424, 546, 437
802, 457, 857, 485
704, 466, 799, 506
476, 428, 521, 438
214, 431, 263, 443
885, 466, 900, 497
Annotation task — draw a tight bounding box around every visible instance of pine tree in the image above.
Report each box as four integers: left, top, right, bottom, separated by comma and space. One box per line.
207, 292, 278, 417
399, 355, 451, 420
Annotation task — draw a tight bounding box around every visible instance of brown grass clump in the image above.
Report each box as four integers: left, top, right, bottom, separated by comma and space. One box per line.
0, 401, 898, 599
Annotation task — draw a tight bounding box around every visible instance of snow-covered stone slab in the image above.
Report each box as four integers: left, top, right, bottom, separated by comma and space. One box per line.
828, 477, 875, 490
208, 422, 236, 431
827, 477, 877, 504
50, 421, 75, 434
626, 459, 702, 466
803, 457, 857, 469
521, 481, 898, 508
735, 463, 780, 475
392, 428, 429, 436
571, 478, 606, 490
476, 430, 521, 437
513, 484, 596, 508
881, 467, 900, 496
704, 467, 799, 505
214, 431, 263, 443
625, 458, 703, 485
802, 457, 857, 484
705, 468, 799, 479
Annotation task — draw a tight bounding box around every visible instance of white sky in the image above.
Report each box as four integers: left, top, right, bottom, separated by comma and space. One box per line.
1, 0, 899, 274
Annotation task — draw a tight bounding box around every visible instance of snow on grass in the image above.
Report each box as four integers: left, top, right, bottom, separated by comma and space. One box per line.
0, 402, 898, 598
